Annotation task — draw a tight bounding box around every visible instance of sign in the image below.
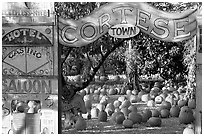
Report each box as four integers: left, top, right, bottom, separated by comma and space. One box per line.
2, 2, 55, 25
2, 78, 52, 94
59, 2, 198, 47
2, 46, 53, 76
2, 28, 52, 45
109, 24, 140, 38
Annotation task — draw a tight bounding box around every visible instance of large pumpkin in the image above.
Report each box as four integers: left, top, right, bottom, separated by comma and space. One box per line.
161, 101, 171, 110
128, 105, 138, 113
128, 112, 142, 124
111, 111, 124, 123
148, 117, 162, 127
170, 105, 180, 117
179, 107, 195, 124
98, 110, 108, 122
123, 119, 134, 128
75, 116, 87, 130
116, 114, 126, 124
142, 109, 152, 119
120, 107, 131, 117
178, 99, 187, 107
160, 109, 170, 118
151, 109, 160, 117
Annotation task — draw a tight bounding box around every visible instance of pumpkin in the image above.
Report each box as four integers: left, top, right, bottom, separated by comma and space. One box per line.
179, 106, 195, 124
75, 116, 87, 130
170, 105, 180, 117
128, 112, 142, 124
183, 127, 194, 134
109, 88, 117, 95
120, 107, 131, 117
138, 91, 146, 100
113, 100, 122, 108
111, 111, 124, 123
119, 100, 131, 109
161, 101, 171, 110
141, 94, 150, 102
150, 87, 161, 95
91, 107, 99, 118
105, 107, 114, 116
178, 99, 187, 107
188, 99, 196, 109
142, 109, 152, 119
148, 117, 162, 127
126, 90, 132, 96
116, 114, 126, 124
147, 100, 155, 107
123, 119, 134, 128
129, 95, 139, 103
98, 110, 108, 122
96, 103, 105, 111
100, 88, 107, 95
167, 86, 176, 92
128, 105, 138, 112
151, 109, 160, 117
155, 96, 163, 104
141, 113, 149, 123
159, 93, 167, 100
132, 89, 139, 95
118, 96, 127, 102
160, 109, 170, 118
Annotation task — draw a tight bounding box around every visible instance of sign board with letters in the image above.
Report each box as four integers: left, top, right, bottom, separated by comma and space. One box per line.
2, 2, 58, 134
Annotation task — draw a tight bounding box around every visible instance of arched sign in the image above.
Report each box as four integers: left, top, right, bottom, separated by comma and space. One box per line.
59, 2, 198, 47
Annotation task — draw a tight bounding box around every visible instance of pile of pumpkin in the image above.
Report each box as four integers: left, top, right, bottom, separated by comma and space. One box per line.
78, 81, 196, 133
83, 94, 163, 129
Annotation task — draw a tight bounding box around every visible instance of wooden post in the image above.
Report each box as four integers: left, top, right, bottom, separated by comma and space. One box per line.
195, 10, 202, 134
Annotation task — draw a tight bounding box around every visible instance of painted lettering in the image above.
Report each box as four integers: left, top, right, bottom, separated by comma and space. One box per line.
4, 28, 43, 42
137, 9, 151, 31
174, 19, 191, 39
150, 18, 170, 39
2, 78, 52, 94
61, 26, 78, 44
99, 13, 111, 34
112, 6, 133, 24
81, 22, 97, 41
